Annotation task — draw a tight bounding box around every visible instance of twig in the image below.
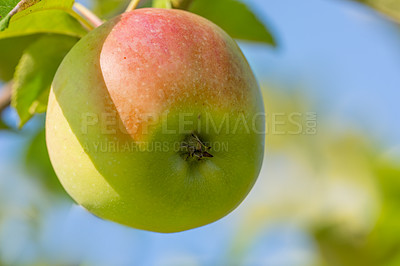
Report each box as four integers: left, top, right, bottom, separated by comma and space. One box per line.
5, 0, 33, 19
0, 0, 39, 30
73, 3, 103, 28
0, 82, 12, 114
126, 0, 141, 12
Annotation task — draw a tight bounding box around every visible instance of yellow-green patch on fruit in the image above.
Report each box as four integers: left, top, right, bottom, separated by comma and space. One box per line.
46, 8, 265, 233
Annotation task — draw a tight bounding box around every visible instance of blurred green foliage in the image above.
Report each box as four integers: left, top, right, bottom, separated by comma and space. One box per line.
0, 118, 9, 130
314, 163, 400, 266
12, 35, 79, 127
223, 87, 400, 265
190, 0, 276, 45
153, 0, 172, 9
92, 0, 131, 19
0, 35, 39, 81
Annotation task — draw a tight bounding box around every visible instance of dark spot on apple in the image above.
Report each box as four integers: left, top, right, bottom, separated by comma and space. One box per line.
180, 132, 213, 161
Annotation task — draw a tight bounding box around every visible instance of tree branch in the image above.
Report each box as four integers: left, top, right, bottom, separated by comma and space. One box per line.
126, 0, 142, 12
0, 0, 40, 30
7, 0, 38, 18
73, 3, 103, 28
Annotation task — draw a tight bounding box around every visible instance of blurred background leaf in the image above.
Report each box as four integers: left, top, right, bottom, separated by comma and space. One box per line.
0, 118, 9, 130
91, 0, 151, 19
352, 0, 400, 23
11, 35, 78, 127
92, 0, 130, 19
190, 0, 276, 45
313, 162, 400, 266
0, 35, 39, 81
153, 0, 172, 9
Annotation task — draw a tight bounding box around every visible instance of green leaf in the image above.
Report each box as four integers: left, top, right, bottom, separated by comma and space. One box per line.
0, 9, 87, 39
1, 0, 74, 20
0, 0, 19, 18
0, 0, 43, 30
92, 0, 130, 19
0, 0, 18, 31
11, 35, 78, 127
153, 0, 172, 8
0, 14, 11, 31
0, 1, 85, 81
0, 0, 87, 37
0, 34, 40, 81
170, 0, 194, 10
190, 0, 276, 45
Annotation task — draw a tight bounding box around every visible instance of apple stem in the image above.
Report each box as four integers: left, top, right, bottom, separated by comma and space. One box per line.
4, 0, 36, 18
126, 0, 142, 12
0, 0, 42, 30
73, 3, 103, 28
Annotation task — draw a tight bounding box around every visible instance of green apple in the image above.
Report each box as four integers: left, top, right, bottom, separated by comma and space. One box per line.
46, 8, 265, 233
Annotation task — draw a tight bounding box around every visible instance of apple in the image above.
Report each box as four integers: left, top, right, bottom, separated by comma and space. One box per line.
46, 8, 265, 233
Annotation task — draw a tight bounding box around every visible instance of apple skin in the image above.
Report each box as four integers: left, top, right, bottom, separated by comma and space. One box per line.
46, 8, 265, 233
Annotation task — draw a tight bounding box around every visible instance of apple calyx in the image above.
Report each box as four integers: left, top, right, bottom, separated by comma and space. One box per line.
180, 133, 214, 161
